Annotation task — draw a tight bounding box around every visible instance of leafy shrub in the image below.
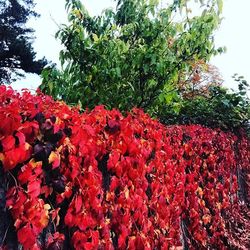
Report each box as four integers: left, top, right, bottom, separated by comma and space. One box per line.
161, 77, 250, 134
0, 86, 249, 249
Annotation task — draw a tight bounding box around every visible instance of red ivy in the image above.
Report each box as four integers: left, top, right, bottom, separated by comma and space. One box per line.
0, 85, 249, 250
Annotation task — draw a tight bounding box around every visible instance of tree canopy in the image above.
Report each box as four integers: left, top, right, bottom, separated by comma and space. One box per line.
40, 0, 223, 110
0, 0, 48, 83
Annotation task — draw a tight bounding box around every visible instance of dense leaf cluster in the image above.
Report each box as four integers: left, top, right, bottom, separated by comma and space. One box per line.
0, 86, 249, 249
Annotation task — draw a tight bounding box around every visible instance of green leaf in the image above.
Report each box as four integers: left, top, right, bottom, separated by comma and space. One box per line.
92, 33, 99, 42
48, 82, 53, 94
217, 0, 223, 13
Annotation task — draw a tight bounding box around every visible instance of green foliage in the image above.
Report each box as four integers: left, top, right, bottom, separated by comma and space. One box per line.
0, 0, 48, 83
161, 75, 250, 133
40, 0, 223, 112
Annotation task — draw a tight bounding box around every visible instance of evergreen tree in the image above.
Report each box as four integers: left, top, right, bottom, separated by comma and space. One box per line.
0, 0, 48, 83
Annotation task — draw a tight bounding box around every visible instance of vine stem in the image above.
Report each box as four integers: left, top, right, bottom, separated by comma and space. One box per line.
8, 171, 18, 187
1, 224, 10, 247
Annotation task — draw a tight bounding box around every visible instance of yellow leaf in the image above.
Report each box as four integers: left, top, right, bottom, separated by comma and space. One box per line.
44, 204, 51, 210
202, 214, 211, 225
0, 153, 5, 162
48, 151, 60, 168
125, 188, 129, 199
196, 187, 203, 196
30, 159, 42, 169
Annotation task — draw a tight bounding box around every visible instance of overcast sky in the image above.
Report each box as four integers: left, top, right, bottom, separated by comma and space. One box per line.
11, 0, 250, 93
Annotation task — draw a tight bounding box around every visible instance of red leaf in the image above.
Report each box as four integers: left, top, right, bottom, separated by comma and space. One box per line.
107, 150, 120, 170
1, 135, 15, 152
72, 231, 87, 249
74, 195, 82, 213
19, 121, 39, 144
47, 232, 65, 249
0, 113, 21, 136
65, 210, 73, 226
17, 223, 36, 249
6, 187, 27, 214
18, 164, 32, 184
28, 179, 41, 199
14, 131, 26, 146
106, 119, 120, 134
3, 143, 31, 170
118, 225, 129, 248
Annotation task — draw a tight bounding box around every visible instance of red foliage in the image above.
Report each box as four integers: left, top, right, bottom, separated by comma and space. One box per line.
0, 85, 249, 250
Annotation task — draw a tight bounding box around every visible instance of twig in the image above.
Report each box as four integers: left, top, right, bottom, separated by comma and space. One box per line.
0, 224, 10, 247
8, 171, 18, 187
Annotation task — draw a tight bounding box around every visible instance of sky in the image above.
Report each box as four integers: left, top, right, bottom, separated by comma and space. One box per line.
11, 0, 250, 93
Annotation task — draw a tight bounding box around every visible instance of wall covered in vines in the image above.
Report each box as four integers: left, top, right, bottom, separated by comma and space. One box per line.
0, 86, 249, 249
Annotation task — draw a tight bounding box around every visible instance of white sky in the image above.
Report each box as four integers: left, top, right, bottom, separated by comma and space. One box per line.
11, 0, 250, 93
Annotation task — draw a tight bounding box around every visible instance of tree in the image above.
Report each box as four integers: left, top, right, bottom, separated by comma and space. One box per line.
177, 60, 223, 99
0, 0, 48, 83
161, 75, 250, 133
40, 0, 224, 112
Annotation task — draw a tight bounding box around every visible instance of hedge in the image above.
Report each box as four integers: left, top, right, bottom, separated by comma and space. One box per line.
0, 86, 249, 249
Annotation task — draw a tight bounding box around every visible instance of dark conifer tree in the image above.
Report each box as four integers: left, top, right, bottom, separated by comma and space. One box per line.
0, 0, 48, 83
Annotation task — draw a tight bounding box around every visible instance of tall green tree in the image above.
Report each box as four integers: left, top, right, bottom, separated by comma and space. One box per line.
40, 0, 224, 113
0, 0, 48, 83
